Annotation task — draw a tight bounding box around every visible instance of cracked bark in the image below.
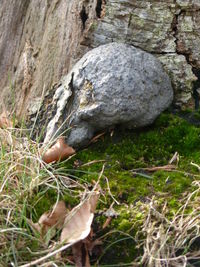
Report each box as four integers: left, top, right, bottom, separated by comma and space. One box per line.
0, 0, 98, 118
170, 10, 197, 107
0, 0, 200, 118
174, 10, 200, 109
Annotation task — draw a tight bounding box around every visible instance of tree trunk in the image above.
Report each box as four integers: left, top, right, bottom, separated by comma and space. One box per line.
0, 0, 200, 118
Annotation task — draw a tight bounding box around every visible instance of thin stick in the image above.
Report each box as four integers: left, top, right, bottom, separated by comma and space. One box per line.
131, 165, 176, 172
191, 162, 200, 172
104, 175, 120, 205
169, 152, 179, 165
81, 160, 106, 167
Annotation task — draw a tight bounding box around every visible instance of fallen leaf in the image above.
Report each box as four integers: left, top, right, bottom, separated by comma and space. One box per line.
32, 201, 68, 235
0, 111, 13, 128
42, 137, 75, 164
23, 189, 100, 267
89, 191, 100, 213
60, 190, 100, 266
60, 191, 100, 244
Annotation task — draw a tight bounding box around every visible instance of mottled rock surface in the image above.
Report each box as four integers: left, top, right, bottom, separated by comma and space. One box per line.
0, 0, 200, 118
44, 43, 173, 148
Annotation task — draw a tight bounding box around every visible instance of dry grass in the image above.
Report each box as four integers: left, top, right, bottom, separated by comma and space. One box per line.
1, 126, 200, 266
0, 127, 87, 266
133, 181, 200, 267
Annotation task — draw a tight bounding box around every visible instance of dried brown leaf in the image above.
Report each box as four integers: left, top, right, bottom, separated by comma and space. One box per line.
61, 191, 100, 244
33, 201, 68, 235
22, 190, 100, 267
42, 137, 75, 164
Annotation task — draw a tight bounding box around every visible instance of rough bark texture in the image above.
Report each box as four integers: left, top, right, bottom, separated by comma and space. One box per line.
0, 0, 98, 117
0, 0, 200, 118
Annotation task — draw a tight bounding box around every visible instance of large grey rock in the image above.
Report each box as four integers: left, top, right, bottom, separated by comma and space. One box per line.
44, 43, 173, 148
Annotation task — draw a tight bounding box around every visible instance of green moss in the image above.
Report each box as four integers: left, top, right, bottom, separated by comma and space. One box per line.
15, 112, 200, 265
118, 219, 132, 231
54, 112, 200, 263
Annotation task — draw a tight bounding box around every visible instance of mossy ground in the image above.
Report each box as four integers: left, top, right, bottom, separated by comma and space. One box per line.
42, 112, 200, 265
1, 112, 200, 266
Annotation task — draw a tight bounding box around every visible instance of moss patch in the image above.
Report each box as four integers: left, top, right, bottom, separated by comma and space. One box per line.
53, 112, 200, 264
4, 112, 200, 265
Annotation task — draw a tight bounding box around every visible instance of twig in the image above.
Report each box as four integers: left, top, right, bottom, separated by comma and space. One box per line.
169, 152, 179, 165
81, 160, 106, 167
104, 175, 120, 205
90, 132, 106, 143
131, 165, 177, 173
191, 162, 200, 172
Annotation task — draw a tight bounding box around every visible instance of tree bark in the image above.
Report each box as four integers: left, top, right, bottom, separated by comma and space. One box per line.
0, 0, 200, 118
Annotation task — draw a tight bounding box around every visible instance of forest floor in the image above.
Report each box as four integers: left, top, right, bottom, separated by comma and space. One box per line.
0, 111, 200, 266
